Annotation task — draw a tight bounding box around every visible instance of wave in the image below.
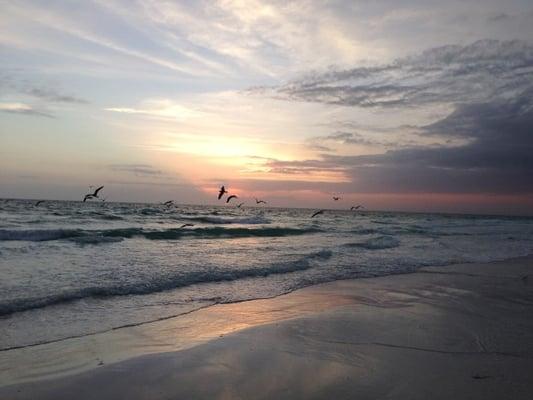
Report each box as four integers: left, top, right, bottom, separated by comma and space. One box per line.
179, 215, 271, 225
140, 207, 161, 215
0, 226, 320, 242
69, 236, 125, 245
344, 235, 401, 250
351, 226, 428, 236
0, 250, 332, 316
0, 229, 83, 241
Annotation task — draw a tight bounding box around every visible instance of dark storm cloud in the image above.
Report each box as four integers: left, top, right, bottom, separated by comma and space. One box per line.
108, 164, 163, 176
248, 40, 533, 195
267, 40, 533, 109
266, 90, 533, 194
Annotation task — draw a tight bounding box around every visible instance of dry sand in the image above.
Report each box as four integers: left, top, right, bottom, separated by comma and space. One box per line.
1, 256, 532, 399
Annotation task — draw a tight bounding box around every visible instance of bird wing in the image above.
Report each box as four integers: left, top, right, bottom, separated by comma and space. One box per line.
311, 210, 324, 218
93, 186, 104, 196
218, 186, 225, 200
226, 195, 237, 203
83, 194, 92, 202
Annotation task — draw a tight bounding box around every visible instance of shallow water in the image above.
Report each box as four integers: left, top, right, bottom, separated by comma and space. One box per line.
1, 199, 532, 349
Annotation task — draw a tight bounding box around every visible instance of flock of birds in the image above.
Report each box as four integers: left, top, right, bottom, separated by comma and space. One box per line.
216, 185, 267, 207
309, 195, 364, 218
214, 185, 363, 218
33, 184, 364, 220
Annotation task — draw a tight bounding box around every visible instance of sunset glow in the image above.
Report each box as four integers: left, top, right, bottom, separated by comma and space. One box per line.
1, 0, 532, 214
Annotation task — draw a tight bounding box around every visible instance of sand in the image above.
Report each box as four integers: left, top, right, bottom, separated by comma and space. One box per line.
1, 256, 532, 399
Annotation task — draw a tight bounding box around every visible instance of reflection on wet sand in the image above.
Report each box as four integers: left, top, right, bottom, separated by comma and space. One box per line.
1, 257, 533, 399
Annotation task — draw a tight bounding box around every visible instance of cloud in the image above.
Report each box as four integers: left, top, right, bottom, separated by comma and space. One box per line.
238, 39, 533, 198
105, 99, 199, 120
0, 71, 88, 103
0, 102, 53, 117
264, 40, 533, 109
108, 164, 163, 176
263, 89, 533, 194
27, 88, 88, 104
310, 131, 388, 148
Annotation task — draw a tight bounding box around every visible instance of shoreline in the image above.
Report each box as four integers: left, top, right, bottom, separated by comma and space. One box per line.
2, 254, 530, 353
1, 255, 533, 398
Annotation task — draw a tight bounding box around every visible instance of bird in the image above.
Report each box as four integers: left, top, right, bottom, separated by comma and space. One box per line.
350, 205, 364, 210
311, 210, 325, 218
236, 202, 245, 208
226, 195, 238, 203
333, 196, 341, 201
162, 200, 174, 207
218, 186, 227, 200
34, 200, 44, 207
179, 223, 194, 229
83, 186, 104, 202
255, 198, 267, 204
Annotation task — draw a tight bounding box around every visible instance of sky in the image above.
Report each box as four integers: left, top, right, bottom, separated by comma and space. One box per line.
1, 0, 533, 214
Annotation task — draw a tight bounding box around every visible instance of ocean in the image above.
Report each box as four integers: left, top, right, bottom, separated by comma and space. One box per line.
1, 199, 533, 350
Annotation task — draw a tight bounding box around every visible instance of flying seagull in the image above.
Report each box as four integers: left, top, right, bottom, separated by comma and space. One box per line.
350, 205, 364, 210
34, 200, 45, 207
162, 200, 174, 207
255, 198, 267, 204
333, 196, 340, 201
236, 202, 245, 208
311, 210, 325, 218
83, 186, 104, 202
179, 223, 194, 229
226, 195, 238, 203
218, 186, 227, 200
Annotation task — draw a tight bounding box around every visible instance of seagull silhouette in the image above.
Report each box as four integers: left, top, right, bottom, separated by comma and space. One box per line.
226, 195, 238, 203
236, 202, 245, 208
162, 200, 174, 207
83, 186, 104, 202
350, 205, 364, 210
333, 196, 340, 201
34, 200, 44, 207
179, 223, 194, 229
218, 186, 227, 200
311, 210, 325, 218
255, 198, 267, 204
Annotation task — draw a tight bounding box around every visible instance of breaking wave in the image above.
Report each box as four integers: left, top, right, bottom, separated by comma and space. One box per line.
0, 250, 332, 316
0, 226, 321, 243
179, 215, 271, 225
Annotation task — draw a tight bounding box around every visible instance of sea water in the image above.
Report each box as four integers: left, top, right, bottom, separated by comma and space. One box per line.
1, 199, 532, 350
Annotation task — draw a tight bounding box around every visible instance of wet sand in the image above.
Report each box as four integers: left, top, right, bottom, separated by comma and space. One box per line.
1, 256, 533, 399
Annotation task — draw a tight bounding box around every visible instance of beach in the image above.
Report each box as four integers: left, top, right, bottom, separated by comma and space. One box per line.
3, 1, 533, 398
1, 256, 532, 399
